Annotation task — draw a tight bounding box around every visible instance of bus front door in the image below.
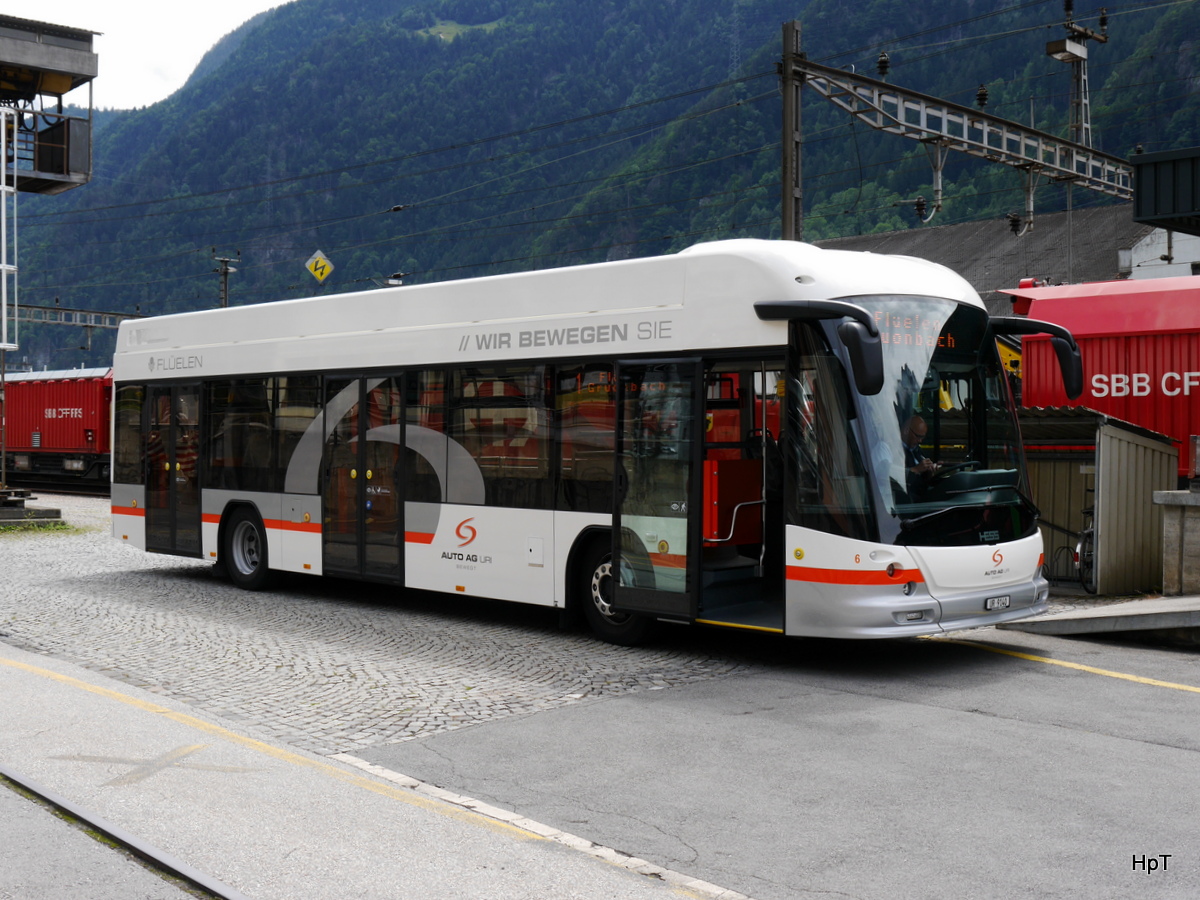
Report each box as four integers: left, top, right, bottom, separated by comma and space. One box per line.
322, 377, 403, 582
612, 360, 703, 620
144, 384, 201, 557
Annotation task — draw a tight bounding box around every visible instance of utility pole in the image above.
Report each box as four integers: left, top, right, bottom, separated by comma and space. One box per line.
1046, 1, 1108, 149
1, 108, 15, 489
1046, 2, 1108, 279
213, 249, 240, 308
780, 21, 804, 241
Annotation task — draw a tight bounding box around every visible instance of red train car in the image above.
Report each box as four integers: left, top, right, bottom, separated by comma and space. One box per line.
1004, 277, 1200, 481
2, 368, 112, 490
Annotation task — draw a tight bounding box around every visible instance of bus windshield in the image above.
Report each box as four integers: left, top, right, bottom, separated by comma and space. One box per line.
788, 296, 1036, 548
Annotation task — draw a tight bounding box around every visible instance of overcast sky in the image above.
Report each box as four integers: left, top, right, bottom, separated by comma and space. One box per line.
41, 1, 291, 110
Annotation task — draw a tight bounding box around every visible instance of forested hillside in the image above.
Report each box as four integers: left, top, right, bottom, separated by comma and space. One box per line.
16, 0, 1199, 368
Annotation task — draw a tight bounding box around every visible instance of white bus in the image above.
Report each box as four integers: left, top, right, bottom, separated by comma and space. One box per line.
110, 239, 1082, 643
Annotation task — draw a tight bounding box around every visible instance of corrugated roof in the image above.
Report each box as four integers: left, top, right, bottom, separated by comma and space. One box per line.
1019, 405, 1175, 446
0, 15, 99, 39
817, 204, 1152, 317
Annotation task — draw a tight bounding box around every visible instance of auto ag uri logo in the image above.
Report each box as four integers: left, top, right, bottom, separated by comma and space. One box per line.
992, 549, 1004, 566
456, 517, 477, 547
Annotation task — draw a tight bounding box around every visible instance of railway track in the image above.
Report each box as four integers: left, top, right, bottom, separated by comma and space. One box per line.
1, 765, 248, 900
2, 475, 109, 497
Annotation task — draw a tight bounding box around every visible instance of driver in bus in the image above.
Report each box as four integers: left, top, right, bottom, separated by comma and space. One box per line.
901, 415, 938, 477
899, 414, 941, 500
873, 414, 939, 504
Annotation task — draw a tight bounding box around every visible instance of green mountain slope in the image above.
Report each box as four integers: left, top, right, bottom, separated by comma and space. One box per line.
15, 0, 1196, 369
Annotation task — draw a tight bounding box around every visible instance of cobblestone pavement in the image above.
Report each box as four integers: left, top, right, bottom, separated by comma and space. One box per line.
0, 495, 756, 756
3, 495, 1141, 759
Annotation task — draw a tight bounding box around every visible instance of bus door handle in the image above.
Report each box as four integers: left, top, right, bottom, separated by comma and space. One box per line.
615, 463, 629, 504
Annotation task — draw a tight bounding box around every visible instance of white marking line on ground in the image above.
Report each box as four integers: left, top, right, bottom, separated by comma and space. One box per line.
1, 653, 753, 899
331, 753, 756, 900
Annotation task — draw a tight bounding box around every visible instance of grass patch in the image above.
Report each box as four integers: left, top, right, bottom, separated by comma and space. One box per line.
0, 520, 83, 537
418, 18, 504, 41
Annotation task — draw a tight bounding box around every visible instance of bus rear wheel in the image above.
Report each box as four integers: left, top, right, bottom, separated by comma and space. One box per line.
223, 507, 274, 591
578, 540, 651, 646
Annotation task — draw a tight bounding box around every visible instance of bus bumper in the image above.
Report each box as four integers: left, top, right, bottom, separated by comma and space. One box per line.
783, 567, 1050, 639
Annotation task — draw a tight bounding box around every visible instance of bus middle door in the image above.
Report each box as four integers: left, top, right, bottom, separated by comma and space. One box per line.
322, 377, 403, 582
612, 360, 703, 620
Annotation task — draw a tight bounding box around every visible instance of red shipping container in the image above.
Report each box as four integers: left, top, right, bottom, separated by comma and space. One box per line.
1004, 277, 1200, 478
5, 368, 112, 455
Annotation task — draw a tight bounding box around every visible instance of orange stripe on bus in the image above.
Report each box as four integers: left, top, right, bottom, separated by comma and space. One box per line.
112, 506, 145, 518
405, 532, 435, 544
264, 519, 323, 534
198, 514, 322, 534
786, 565, 925, 585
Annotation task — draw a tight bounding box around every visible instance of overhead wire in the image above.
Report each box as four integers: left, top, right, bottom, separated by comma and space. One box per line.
25, 104, 787, 290
25, 93, 783, 286
26, 71, 779, 223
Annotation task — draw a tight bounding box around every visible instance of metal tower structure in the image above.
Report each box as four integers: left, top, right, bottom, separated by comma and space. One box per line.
1, 15, 97, 487
0, 14, 97, 346
1046, 2, 1109, 149
779, 20, 1132, 241
1, 107, 15, 355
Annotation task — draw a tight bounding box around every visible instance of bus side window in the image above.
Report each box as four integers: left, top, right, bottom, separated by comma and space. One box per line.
557, 364, 616, 513
113, 384, 145, 485
275, 375, 322, 494
788, 327, 873, 542
205, 378, 273, 491
449, 366, 552, 510
405, 370, 445, 503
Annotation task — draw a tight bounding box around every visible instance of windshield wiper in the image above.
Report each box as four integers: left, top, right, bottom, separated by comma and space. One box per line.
899, 506, 957, 530
943, 482, 1018, 496
899, 476, 1037, 529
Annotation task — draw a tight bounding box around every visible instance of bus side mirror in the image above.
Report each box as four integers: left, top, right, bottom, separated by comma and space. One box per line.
990, 316, 1084, 401
1050, 335, 1084, 400
837, 321, 884, 396
754, 299, 884, 396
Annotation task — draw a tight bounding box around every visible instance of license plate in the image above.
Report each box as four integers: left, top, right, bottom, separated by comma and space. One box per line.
985, 595, 1011, 611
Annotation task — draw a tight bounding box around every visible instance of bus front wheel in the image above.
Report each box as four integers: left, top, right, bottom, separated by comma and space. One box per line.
578, 539, 651, 646
223, 507, 274, 591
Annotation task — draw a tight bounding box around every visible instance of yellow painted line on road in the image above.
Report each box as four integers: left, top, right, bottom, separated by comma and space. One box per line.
695, 618, 784, 634
932, 637, 1200, 695
0, 655, 536, 838
2, 653, 738, 898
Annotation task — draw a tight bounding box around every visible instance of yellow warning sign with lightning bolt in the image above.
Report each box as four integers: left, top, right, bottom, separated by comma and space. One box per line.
306, 250, 334, 283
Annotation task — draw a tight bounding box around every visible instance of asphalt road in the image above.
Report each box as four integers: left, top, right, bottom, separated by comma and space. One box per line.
3, 495, 1197, 899
356, 629, 1200, 900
